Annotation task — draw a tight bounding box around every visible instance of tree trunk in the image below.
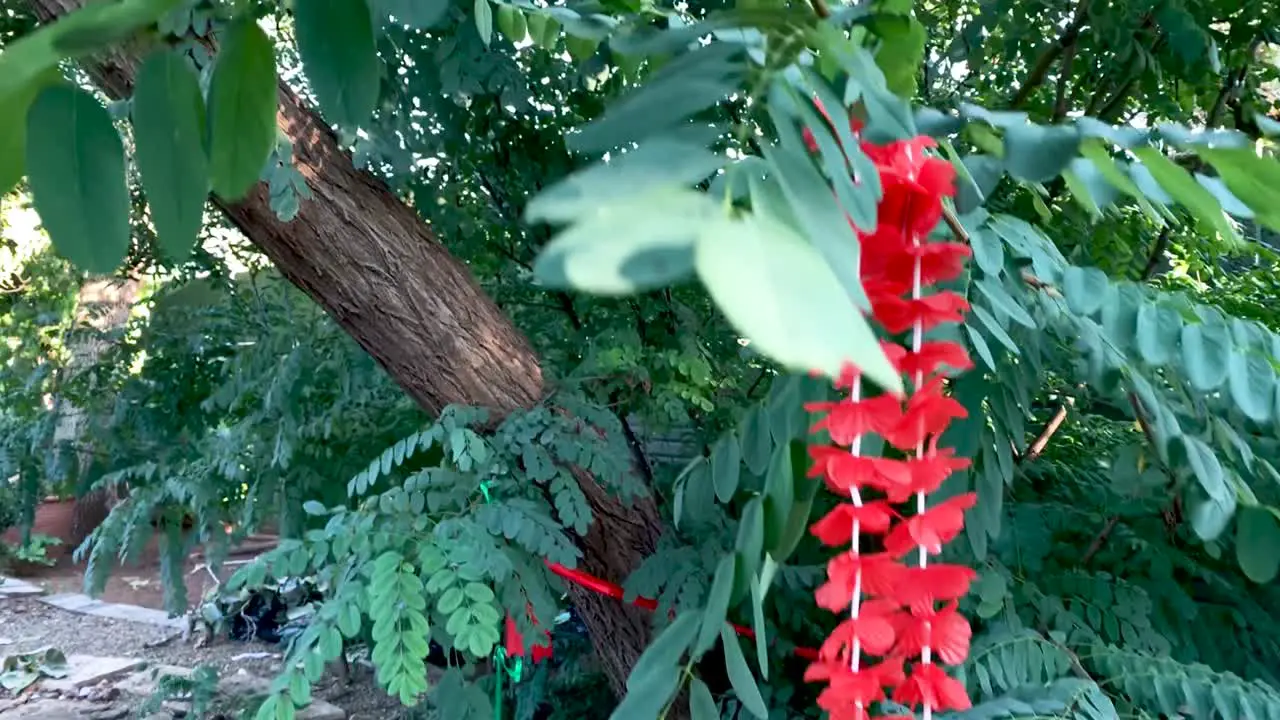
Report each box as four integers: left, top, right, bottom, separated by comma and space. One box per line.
23, 0, 663, 700
55, 278, 142, 547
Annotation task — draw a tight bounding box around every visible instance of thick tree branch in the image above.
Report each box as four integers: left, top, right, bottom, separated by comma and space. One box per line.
1139, 227, 1171, 280
1010, 0, 1091, 109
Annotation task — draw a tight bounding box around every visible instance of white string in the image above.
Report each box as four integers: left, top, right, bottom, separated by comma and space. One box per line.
906, 146, 934, 720
848, 375, 865, 715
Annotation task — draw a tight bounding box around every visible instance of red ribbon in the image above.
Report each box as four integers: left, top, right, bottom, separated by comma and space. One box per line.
503, 560, 819, 664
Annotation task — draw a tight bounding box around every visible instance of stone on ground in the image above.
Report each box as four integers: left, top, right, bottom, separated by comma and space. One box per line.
0, 577, 45, 597
39, 594, 185, 629
117, 665, 346, 720
42, 655, 146, 692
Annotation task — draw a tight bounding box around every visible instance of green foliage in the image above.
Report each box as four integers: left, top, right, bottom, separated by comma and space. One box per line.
25, 84, 130, 274
131, 49, 209, 261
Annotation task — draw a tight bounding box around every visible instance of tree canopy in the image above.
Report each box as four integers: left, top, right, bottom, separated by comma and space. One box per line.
3, 0, 1280, 718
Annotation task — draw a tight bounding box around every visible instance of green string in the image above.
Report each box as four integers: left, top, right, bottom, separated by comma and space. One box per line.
481, 480, 523, 719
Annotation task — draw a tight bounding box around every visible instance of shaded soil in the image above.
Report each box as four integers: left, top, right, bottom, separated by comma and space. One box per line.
0, 597, 404, 720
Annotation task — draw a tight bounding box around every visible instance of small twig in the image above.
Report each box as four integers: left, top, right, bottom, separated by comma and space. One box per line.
1020, 403, 1070, 464
1079, 516, 1119, 565
808, 0, 831, 19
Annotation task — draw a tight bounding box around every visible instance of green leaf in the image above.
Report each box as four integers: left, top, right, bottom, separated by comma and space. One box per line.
569, 44, 741, 154
25, 84, 130, 274
207, 19, 278, 201
970, 305, 1019, 354
696, 555, 735, 656
773, 441, 821, 562
1132, 146, 1237, 243
749, 573, 768, 681
1188, 490, 1236, 542
438, 587, 464, 614
1061, 266, 1109, 317
527, 138, 726, 225
611, 665, 680, 720
1002, 123, 1080, 183
969, 226, 1004, 277
295, 0, 379, 130
689, 677, 719, 720
1197, 147, 1280, 233
720, 624, 767, 719
533, 187, 709, 295
974, 277, 1036, 328
711, 435, 741, 503
0, 0, 180, 119
1181, 436, 1228, 503
302, 500, 327, 515
1228, 350, 1275, 423
739, 406, 771, 476
132, 50, 209, 262
762, 441, 795, 553
696, 214, 902, 395
495, 6, 526, 42
1182, 322, 1231, 392
474, 0, 493, 46
782, 83, 879, 233
1235, 505, 1280, 584
870, 14, 926, 97
0, 69, 60, 196
1135, 302, 1183, 366
760, 138, 870, 310
626, 612, 699, 692
736, 498, 764, 570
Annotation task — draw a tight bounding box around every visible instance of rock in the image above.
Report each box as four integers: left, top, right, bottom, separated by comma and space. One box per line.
39, 595, 184, 629
112, 665, 191, 698
0, 697, 92, 719
116, 666, 345, 720
41, 656, 146, 693
0, 577, 45, 597
86, 706, 129, 720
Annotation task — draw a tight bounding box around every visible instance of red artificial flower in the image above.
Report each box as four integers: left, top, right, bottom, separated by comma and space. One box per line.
882, 493, 978, 557
894, 601, 972, 665
880, 378, 969, 450
815, 552, 906, 612
808, 448, 915, 496
801, 97, 974, 720
504, 615, 553, 664
892, 662, 973, 712
870, 291, 971, 335
808, 394, 904, 446
880, 443, 971, 503
819, 608, 899, 658
811, 501, 897, 545
893, 564, 978, 609
892, 341, 974, 381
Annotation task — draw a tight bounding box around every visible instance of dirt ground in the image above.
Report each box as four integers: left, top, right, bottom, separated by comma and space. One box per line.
5, 536, 278, 612
0, 596, 405, 720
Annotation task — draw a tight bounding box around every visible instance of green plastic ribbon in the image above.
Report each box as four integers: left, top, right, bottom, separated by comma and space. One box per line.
481, 480, 523, 719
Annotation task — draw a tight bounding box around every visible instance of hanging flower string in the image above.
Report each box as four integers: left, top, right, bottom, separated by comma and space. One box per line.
801, 113, 977, 720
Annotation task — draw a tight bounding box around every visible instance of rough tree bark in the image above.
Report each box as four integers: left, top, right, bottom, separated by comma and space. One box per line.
59, 278, 142, 547
23, 0, 664, 699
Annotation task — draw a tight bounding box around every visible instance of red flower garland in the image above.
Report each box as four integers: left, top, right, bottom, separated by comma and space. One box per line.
802, 117, 977, 719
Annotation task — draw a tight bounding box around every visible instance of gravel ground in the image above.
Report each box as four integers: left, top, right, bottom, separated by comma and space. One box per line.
0, 597, 403, 719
